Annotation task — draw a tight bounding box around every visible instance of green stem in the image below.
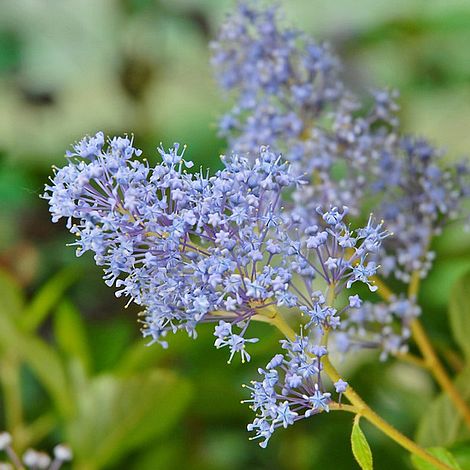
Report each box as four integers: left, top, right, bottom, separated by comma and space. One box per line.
395, 352, 427, 369
410, 316, 470, 428
323, 356, 451, 470
329, 403, 358, 414
374, 272, 470, 429
263, 308, 452, 470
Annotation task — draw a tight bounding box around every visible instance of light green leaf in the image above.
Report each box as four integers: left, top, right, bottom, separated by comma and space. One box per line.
411, 447, 461, 469
66, 369, 192, 469
351, 416, 373, 470
131, 439, 184, 470
21, 266, 81, 332
0, 268, 24, 319
448, 442, 470, 470
417, 368, 470, 447
53, 299, 91, 374
449, 270, 470, 359
0, 311, 73, 418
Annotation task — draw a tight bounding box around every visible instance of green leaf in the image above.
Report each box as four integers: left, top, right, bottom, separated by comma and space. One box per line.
0, 268, 24, 319
87, 317, 134, 373
0, 311, 73, 418
411, 447, 461, 469
53, 299, 91, 374
131, 439, 185, 470
449, 270, 470, 359
417, 368, 470, 447
21, 266, 81, 332
351, 416, 373, 470
66, 369, 192, 469
448, 442, 470, 469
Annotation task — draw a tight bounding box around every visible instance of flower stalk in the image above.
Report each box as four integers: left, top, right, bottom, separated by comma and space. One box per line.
374, 273, 470, 429
264, 309, 452, 470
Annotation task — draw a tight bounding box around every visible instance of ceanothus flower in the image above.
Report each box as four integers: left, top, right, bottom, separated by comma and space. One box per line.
43, 0, 470, 455
45, 131, 394, 446
211, 1, 399, 219
213, 0, 470, 284
374, 137, 470, 281
243, 336, 339, 447
334, 296, 420, 361
45, 135, 308, 359
0, 431, 72, 470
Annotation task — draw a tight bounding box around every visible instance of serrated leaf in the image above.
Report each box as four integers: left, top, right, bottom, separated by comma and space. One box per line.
54, 299, 91, 374
411, 446, 461, 469
417, 368, 470, 447
351, 416, 373, 470
449, 271, 470, 359
66, 369, 192, 469
21, 266, 81, 332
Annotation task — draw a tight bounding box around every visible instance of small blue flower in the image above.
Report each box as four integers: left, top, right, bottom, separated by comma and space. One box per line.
334, 379, 348, 394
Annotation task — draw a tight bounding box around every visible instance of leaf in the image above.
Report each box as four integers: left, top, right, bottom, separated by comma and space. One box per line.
411, 447, 461, 469
131, 439, 185, 470
448, 442, 470, 470
351, 416, 373, 470
116, 340, 164, 375
87, 317, 134, 373
449, 270, 470, 359
417, 368, 470, 447
53, 299, 91, 374
66, 369, 192, 469
21, 266, 81, 332
0, 268, 24, 319
0, 311, 73, 418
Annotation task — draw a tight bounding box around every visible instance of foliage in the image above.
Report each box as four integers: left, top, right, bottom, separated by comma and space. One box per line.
1, 1, 470, 469
0, 269, 192, 469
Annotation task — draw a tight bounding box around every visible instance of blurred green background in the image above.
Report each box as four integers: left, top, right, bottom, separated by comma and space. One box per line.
1, 1, 470, 469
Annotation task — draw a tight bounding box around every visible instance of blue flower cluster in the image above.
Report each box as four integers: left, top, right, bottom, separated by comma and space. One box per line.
334, 296, 421, 361
0, 431, 72, 470
45, 131, 389, 445
46, 135, 303, 350
243, 337, 333, 448
45, 132, 383, 345
45, 0, 470, 449
212, 1, 469, 284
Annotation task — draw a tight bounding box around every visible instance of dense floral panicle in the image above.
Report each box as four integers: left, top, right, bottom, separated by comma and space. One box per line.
45, 134, 308, 357
288, 208, 387, 301
244, 336, 346, 447
46, 134, 392, 447
212, 1, 399, 217
374, 137, 470, 281
45, 133, 389, 364
213, 1, 470, 283
334, 297, 420, 361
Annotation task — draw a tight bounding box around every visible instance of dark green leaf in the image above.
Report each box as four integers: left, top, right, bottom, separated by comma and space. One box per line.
351, 416, 373, 470
449, 270, 470, 359
88, 316, 134, 372
411, 446, 461, 469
